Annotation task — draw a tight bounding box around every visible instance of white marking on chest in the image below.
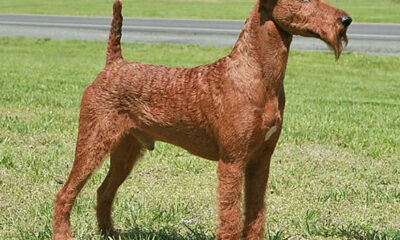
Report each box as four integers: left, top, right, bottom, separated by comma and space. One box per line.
264, 126, 278, 142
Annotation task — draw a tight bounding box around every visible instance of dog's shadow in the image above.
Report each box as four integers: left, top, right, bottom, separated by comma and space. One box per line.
117, 225, 215, 240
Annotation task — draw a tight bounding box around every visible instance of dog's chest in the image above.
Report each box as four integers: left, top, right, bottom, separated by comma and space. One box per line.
259, 99, 283, 143
264, 125, 278, 142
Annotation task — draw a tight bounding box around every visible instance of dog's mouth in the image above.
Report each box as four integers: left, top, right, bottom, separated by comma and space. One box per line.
308, 26, 349, 60
306, 29, 321, 39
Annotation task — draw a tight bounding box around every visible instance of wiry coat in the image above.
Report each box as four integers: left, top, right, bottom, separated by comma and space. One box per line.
53, 0, 351, 239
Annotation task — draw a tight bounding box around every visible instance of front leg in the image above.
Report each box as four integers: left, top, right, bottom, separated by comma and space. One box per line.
243, 148, 273, 240
216, 159, 245, 240
243, 124, 281, 240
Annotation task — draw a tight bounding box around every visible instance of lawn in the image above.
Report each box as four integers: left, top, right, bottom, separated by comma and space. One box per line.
0, 37, 399, 239
0, 0, 399, 23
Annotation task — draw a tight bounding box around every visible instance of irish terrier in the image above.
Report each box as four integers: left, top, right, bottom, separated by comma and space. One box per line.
53, 0, 351, 239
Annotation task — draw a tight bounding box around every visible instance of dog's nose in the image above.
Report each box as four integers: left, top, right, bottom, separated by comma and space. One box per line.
341, 16, 352, 27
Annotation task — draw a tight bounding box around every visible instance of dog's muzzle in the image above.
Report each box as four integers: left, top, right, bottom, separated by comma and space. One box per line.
341, 16, 352, 27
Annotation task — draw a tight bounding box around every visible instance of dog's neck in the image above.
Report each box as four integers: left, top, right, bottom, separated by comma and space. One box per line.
229, 2, 293, 94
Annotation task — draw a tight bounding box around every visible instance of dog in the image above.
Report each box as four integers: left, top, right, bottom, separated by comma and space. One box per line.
53, 0, 351, 239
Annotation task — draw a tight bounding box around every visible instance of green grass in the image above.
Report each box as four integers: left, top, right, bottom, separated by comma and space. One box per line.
0, 37, 399, 239
0, 0, 399, 23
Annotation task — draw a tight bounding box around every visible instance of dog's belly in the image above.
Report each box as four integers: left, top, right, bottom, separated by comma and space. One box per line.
143, 126, 220, 161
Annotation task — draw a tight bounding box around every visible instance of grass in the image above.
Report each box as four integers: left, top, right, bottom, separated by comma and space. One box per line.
0, 37, 399, 239
0, 0, 400, 23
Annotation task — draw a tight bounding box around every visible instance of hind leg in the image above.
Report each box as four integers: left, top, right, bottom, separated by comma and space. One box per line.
97, 134, 143, 237
53, 115, 128, 240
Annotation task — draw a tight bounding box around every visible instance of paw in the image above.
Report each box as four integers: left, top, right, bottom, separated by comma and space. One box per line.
53, 234, 75, 240
100, 228, 120, 239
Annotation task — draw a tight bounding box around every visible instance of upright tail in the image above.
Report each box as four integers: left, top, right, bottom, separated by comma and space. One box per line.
106, 0, 123, 65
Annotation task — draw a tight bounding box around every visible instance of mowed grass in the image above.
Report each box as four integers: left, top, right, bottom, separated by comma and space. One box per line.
0, 0, 400, 23
0, 37, 399, 239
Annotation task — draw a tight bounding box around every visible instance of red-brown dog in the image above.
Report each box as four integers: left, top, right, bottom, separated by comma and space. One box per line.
53, 0, 351, 239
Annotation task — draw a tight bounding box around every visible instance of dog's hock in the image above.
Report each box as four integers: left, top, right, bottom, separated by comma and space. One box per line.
264, 125, 278, 142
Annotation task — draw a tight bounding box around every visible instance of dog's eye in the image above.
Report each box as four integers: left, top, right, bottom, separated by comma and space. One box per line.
299, 0, 310, 2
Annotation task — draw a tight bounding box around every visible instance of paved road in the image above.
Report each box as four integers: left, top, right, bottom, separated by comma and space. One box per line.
1, 14, 400, 55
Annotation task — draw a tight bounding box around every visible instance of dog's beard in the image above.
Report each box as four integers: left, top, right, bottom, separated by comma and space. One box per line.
306, 26, 348, 60
323, 27, 349, 60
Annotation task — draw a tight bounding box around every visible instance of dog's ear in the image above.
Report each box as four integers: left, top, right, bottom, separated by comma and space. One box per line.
259, 0, 278, 12
260, 0, 278, 4
259, 0, 277, 21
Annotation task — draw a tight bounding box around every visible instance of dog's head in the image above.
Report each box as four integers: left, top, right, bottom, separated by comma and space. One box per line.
261, 0, 351, 59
